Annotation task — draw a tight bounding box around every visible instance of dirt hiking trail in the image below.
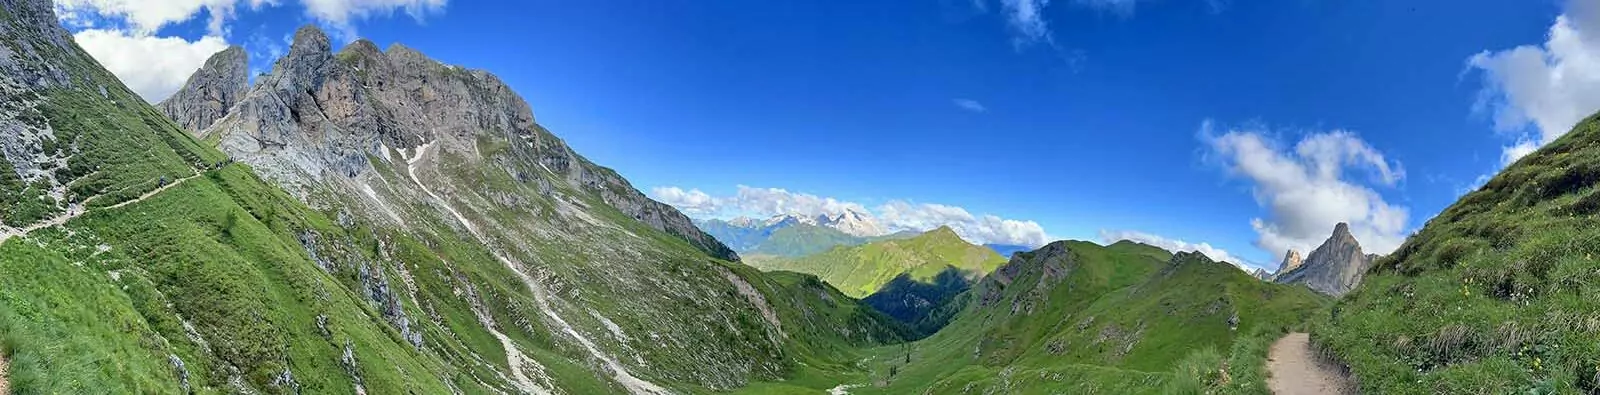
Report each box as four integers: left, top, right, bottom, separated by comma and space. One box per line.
1267, 332, 1355, 395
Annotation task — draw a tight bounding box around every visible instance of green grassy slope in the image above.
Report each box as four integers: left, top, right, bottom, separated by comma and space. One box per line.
0, 3, 218, 227
0, 6, 922, 393
0, 6, 577, 392
842, 240, 1329, 394
1314, 111, 1600, 394
718, 267, 917, 394
0, 165, 580, 393
748, 224, 870, 257
861, 267, 972, 336
750, 227, 1007, 298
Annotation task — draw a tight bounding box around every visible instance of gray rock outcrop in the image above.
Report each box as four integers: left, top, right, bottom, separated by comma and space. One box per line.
1273, 223, 1372, 296
158, 46, 248, 133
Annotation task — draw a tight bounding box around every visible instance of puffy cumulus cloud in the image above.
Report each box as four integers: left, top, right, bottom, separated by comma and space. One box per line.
59, 0, 451, 101
1202, 122, 1409, 262
650, 187, 718, 217
1097, 229, 1255, 270
649, 185, 1052, 247
727, 186, 873, 218
55, 0, 276, 35
73, 29, 231, 102
1469, 1, 1600, 166
877, 201, 1050, 247
56, 0, 443, 36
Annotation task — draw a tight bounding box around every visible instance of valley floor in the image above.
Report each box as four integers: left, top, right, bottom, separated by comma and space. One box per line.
1267, 333, 1353, 395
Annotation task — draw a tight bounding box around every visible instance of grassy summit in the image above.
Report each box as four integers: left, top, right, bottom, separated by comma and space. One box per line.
1315, 111, 1600, 394
750, 226, 1007, 298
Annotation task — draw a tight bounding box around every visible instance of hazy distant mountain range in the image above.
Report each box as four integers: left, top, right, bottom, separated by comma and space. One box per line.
697, 212, 1036, 259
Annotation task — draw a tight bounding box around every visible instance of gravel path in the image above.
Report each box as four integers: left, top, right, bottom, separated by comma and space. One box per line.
1, 353, 10, 395
1267, 333, 1355, 395
0, 172, 201, 245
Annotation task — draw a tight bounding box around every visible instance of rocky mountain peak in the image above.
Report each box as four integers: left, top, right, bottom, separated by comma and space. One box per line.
191, 25, 738, 261
159, 46, 248, 133
1, 0, 67, 38
261, 24, 332, 90
290, 25, 333, 56
0, 0, 85, 89
1275, 249, 1304, 276
1331, 222, 1354, 240
1273, 223, 1372, 296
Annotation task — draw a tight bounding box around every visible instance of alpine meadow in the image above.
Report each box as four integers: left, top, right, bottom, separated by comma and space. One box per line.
2, 0, 1597, 394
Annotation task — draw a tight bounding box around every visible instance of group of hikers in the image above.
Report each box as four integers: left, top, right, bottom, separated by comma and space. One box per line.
157, 157, 235, 188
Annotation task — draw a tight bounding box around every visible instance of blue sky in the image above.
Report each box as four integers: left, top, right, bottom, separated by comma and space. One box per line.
58, 0, 1596, 270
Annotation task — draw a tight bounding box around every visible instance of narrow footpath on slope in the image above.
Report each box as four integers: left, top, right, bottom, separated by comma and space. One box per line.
1267, 333, 1355, 395
1, 352, 10, 395
0, 172, 202, 245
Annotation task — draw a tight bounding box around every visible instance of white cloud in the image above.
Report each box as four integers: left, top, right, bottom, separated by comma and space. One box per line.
301, 0, 447, 27
299, 0, 447, 39
59, 0, 451, 101
55, 0, 276, 35
650, 185, 1052, 247
953, 98, 988, 113
56, 0, 443, 36
1202, 122, 1409, 262
1501, 139, 1539, 166
73, 29, 231, 102
1469, 1, 1600, 164
730, 186, 873, 217
1000, 0, 1053, 47
1097, 229, 1255, 269
650, 187, 719, 217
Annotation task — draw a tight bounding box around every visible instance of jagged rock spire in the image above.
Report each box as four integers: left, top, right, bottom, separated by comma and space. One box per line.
160, 46, 249, 133
1274, 222, 1372, 296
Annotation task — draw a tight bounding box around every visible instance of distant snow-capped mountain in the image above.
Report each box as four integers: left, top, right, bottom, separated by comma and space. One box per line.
696, 211, 893, 257
815, 210, 887, 237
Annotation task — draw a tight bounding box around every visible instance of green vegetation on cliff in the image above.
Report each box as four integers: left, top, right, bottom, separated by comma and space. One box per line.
1314, 111, 1600, 394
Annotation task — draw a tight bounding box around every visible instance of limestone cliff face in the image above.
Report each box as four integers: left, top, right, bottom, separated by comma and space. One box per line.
1273, 223, 1373, 296
0, 0, 75, 213
158, 46, 248, 133
196, 26, 735, 261
182, 25, 786, 390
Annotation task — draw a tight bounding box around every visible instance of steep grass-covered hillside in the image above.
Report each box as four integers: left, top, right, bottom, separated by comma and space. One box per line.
850, 241, 1329, 394
0, 2, 908, 393
1315, 111, 1600, 394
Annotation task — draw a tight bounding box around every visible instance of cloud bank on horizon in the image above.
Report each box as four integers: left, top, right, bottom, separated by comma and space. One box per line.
55, 0, 448, 103
652, 185, 1052, 248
